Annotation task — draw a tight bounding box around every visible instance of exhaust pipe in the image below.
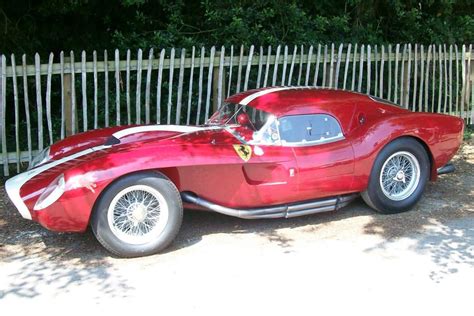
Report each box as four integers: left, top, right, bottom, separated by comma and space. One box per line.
437, 162, 455, 175
181, 192, 357, 219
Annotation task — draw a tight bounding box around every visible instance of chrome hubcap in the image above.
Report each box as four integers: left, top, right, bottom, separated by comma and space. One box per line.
129, 203, 148, 222
395, 170, 405, 182
380, 151, 420, 201
107, 185, 169, 245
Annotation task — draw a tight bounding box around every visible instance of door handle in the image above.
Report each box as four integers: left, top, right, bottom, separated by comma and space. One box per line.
289, 168, 296, 177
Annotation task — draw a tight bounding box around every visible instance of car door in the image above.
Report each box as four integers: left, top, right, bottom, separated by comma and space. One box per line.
240, 144, 298, 205
278, 114, 355, 201
237, 116, 299, 206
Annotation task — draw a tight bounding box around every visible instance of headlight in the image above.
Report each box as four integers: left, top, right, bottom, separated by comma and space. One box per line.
29, 147, 51, 170
34, 174, 65, 210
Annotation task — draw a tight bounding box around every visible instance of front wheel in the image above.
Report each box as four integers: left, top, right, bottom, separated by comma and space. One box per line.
91, 172, 183, 257
362, 138, 430, 214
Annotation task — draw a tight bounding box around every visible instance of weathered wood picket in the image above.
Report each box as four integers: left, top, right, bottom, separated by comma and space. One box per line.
0, 43, 473, 175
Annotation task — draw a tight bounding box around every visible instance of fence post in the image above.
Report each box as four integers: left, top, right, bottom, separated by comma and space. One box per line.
461, 45, 466, 119
63, 57, 75, 136
470, 49, 474, 124
467, 46, 473, 124
212, 67, 219, 113
403, 59, 410, 108
461, 45, 474, 120
212, 50, 225, 113
0, 54, 8, 176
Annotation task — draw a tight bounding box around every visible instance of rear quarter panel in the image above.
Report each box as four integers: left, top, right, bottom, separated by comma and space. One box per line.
349, 112, 464, 192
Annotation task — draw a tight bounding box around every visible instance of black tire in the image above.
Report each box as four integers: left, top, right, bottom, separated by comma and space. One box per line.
361, 137, 430, 214
91, 172, 183, 257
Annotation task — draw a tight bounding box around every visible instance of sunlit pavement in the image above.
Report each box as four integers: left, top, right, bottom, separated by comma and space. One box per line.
1, 141, 473, 315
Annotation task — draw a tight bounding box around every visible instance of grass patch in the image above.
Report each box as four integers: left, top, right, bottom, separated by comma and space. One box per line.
464, 125, 473, 141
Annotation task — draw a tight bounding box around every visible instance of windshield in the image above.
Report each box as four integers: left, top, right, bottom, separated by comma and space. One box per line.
206, 103, 272, 131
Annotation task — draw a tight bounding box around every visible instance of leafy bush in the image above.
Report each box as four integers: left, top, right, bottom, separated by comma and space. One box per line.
0, 0, 472, 56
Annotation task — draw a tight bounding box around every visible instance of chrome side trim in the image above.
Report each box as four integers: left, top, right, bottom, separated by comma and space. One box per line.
4, 145, 110, 220
280, 134, 345, 147
239, 86, 312, 106
112, 125, 220, 139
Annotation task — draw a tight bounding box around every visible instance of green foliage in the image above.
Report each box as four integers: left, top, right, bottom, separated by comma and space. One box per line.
464, 125, 473, 141
0, 0, 472, 55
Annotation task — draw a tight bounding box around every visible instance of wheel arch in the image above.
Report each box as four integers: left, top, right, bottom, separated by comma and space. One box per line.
88, 167, 184, 257
361, 134, 433, 214
89, 168, 179, 224
388, 135, 436, 181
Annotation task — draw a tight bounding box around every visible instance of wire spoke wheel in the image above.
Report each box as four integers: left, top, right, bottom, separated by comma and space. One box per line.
379, 151, 421, 201
107, 185, 169, 245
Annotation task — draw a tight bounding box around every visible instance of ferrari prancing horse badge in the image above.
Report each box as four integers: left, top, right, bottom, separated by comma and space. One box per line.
233, 144, 252, 162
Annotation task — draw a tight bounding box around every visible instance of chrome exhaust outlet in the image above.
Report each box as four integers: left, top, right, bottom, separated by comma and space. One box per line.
437, 162, 455, 175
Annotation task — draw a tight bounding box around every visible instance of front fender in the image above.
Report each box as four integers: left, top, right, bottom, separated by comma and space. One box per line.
57, 142, 237, 230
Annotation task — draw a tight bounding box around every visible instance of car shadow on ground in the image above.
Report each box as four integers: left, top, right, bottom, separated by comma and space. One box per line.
361, 153, 474, 283
172, 199, 373, 252
0, 144, 473, 299
0, 196, 373, 300
0, 194, 134, 299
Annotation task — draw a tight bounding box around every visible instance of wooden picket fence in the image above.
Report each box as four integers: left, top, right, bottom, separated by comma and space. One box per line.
0, 43, 473, 176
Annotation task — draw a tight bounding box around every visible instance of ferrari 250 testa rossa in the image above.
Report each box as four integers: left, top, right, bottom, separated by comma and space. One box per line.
5, 87, 464, 257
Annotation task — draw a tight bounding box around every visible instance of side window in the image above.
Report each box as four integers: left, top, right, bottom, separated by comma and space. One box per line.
251, 115, 280, 145
278, 114, 343, 145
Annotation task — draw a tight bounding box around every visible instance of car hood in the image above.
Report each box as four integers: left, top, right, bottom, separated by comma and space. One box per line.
48, 125, 228, 161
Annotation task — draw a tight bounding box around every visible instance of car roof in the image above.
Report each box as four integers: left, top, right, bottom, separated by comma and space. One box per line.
225, 86, 375, 116
225, 86, 409, 134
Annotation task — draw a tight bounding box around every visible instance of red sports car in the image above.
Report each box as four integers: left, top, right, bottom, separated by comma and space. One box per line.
5, 87, 464, 257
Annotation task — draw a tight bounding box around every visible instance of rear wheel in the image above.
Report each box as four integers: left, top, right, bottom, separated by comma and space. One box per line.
91, 172, 183, 257
362, 138, 430, 214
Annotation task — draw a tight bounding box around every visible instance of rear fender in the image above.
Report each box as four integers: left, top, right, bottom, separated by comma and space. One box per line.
350, 113, 463, 191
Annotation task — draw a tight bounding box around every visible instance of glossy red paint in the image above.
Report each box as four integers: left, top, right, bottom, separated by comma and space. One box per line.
8, 87, 464, 233
292, 138, 355, 200
49, 126, 125, 161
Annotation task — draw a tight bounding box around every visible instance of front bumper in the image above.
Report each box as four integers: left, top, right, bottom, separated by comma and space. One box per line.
5, 168, 99, 232
5, 171, 36, 220
4, 145, 110, 222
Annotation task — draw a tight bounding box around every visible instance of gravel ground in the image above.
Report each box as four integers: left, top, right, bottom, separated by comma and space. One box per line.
0, 139, 473, 315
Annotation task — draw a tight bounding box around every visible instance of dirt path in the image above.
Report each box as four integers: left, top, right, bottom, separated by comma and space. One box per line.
0, 140, 473, 314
